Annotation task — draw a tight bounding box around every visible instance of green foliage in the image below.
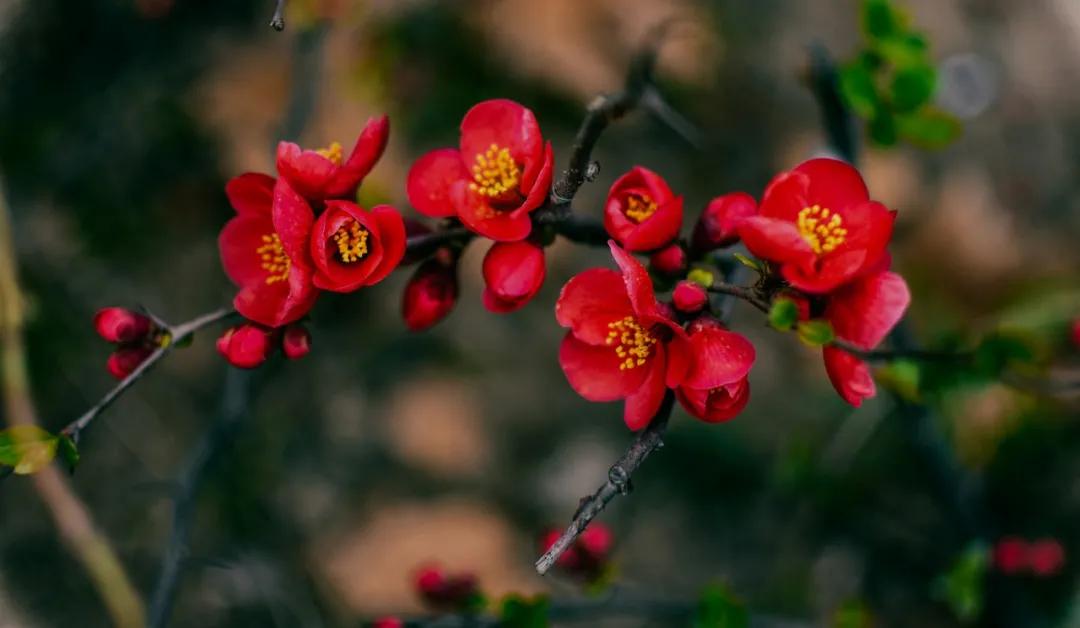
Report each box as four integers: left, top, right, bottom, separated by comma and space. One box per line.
833, 599, 874, 628
57, 435, 80, 474
0, 425, 59, 475
840, 0, 961, 149
732, 253, 765, 274
688, 268, 716, 289
694, 583, 748, 628
933, 543, 988, 624
499, 594, 549, 628
797, 320, 836, 347
875, 359, 921, 403
768, 298, 799, 331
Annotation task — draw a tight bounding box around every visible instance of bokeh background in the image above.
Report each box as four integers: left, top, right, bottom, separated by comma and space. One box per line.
1, 0, 1080, 626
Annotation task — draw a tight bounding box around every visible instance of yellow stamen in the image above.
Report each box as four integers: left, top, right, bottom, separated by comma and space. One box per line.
605, 316, 657, 371
332, 220, 370, 263
623, 194, 658, 223
469, 143, 521, 198
797, 204, 847, 254
316, 141, 343, 166
257, 233, 291, 285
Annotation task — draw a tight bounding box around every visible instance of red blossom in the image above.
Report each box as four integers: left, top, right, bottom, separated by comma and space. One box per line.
482, 240, 546, 313
219, 174, 319, 328
1071, 318, 1080, 350
275, 115, 389, 201
281, 323, 311, 360
407, 99, 553, 242
556, 242, 691, 430
106, 346, 154, 380
371, 618, 404, 628
539, 522, 614, 580
738, 158, 895, 293
675, 317, 755, 422
691, 191, 757, 252
1028, 539, 1066, 577
672, 280, 708, 314
603, 166, 683, 252
993, 537, 1028, 574
309, 200, 406, 292
649, 243, 687, 276
94, 307, 153, 344
402, 253, 459, 331
413, 564, 479, 610
216, 323, 275, 369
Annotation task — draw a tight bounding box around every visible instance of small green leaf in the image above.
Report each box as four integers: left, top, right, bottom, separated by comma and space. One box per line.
875, 359, 921, 402
868, 109, 898, 146
694, 583, 748, 628
0, 425, 59, 475
769, 298, 799, 332
839, 61, 879, 118
731, 253, 764, 273
687, 268, 715, 289
874, 32, 929, 67
861, 0, 906, 40
897, 107, 961, 149
891, 64, 936, 113
933, 543, 988, 624
797, 320, 835, 347
500, 594, 549, 628
57, 435, 80, 474
833, 599, 874, 628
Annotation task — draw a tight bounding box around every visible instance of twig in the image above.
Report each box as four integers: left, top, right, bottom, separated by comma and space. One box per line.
535, 392, 675, 575
147, 368, 251, 628
269, 0, 287, 31
807, 43, 858, 163
405, 226, 473, 259
829, 338, 973, 364
706, 282, 769, 313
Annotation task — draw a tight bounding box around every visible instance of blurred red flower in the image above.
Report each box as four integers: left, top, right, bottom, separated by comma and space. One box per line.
276, 115, 389, 201
482, 240, 546, 313
281, 323, 311, 360
216, 323, 274, 369
540, 522, 614, 580
692, 191, 757, 252
106, 346, 154, 380
413, 564, 479, 611
309, 200, 405, 292
603, 166, 683, 252
675, 317, 755, 422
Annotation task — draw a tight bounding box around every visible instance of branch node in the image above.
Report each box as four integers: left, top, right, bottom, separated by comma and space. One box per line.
584, 162, 601, 182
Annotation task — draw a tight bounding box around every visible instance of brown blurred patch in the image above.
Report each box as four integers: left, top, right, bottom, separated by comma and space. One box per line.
313, 499, 541, 614
384, 377, 491, 477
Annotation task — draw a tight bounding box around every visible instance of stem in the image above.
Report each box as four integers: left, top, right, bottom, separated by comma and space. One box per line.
269, 0, 287, 31
707, 282, 769, 313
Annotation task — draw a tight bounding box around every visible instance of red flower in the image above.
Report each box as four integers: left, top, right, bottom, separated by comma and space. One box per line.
1028, 539, 1065, 577
216, 323, 274, 369
94, 307, 153, 344
106, 346, 154, 380
309, 200, 406, 292
281, 323, 311, 360
649, 243, 686, 276
406, 99, 554, 242
603, 166, 683, 252
402, 253, 459, 331
276, 115, 389, 201
675, 317, 755, 423
556, 242, 691, 430
482, 241, 545, 313
691, 191, 757, 252
739, 158, 895, 293
822, 270, 910, 406
540, 522, 614, 579
372, 618, 404, 628
219, 174, 319, 328
993, 537, 1028, 574
1071, 318, 1080, 350
413, 564, 479, 610
671, 280, 707, 314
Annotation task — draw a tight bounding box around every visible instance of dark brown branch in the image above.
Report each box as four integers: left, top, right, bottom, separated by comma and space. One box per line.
405, 227, 473, 259
535, 392, 675, 575
269, 0, 287, 31
830, 338, 973, 364
707, 282, 770, 313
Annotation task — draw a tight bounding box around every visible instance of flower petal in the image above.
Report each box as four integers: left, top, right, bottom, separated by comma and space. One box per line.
555, 268, 633, 344
559, 332, 648, 402
682, 326, 756, 390
325, 115, 390, 198
758, 170, 810, 221
365, 205, 407, 286
452, 180, 533, 242
226, 173, 275, 216
823, 346, 876, 407
219, 214, 274, 287
276, 141, 336, 200
459, 99, 543, 167
826, 271, 910, 349
623, 352, 668, 430
795, 157, 869, 213
608, 241, 659, 318
407, 148, 468, 218
482, 241, 545, 300
738, 216, 815, 265
272, 178, 316, 270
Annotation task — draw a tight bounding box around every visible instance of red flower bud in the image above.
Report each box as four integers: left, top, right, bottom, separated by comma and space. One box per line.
691, 192, 757, 252
282, 324, 311, 360
106, 346, 154, 380
372, 618, 404, 628
1028, 539, 1065, 577
94, 307, 153, 344
603, 166, 683, 252
216, 324, 274, 369
539, 522, 614, 581
402, 256, 459, 331
649, 243, 686, 275
993, 537, 1028, 574
413, 564, 478, 610
672, 280, 708, 314
676, 316, 755, 423
577, 523, 614, 560
482, 241, 546, 313
1071, 318, 1080, 350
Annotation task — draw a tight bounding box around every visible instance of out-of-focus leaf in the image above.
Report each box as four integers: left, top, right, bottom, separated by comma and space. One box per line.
500, 594, 549, 628
57, 434, 79, 474
688, 268, 716, 288
731, 253, 765, 274
974, 331, 1039, 378
891, 64, 936, 112
839, 61, 879, 118
0, 425, 59, 475
694, 583, 748, 628
769, 298, 799, 332
874, 32, 929, 67
833, 599, 874, 628
875, 359, 921, 402
897, 108, 962, 148
933, 543, 988, 624
797, 320, 835, 347
869, 109, 898, 146
861, 0, 906, 40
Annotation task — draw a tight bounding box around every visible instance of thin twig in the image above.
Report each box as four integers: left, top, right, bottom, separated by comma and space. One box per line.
707, 282, 769, 313
807, 43, 858, 163
269, 0, 287, 31
830, 337, 973, 364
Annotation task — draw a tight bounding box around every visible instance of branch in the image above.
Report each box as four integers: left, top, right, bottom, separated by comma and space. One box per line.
807, 43, 858, 163
535, 392, 675, 575
830, 337, 973, 364
269, 0, 287, 31
706, 282, 769, 313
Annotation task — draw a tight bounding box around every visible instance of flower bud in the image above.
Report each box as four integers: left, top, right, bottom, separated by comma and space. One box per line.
281, 324, 311, 360
216, 323, 274, 369
106, 346, 154, 380
94, 307, 153, 344
372, 618, 404, 628
413, 564, 479, 610
1028, 539, 1065, 577
672, 280, 708, 314
539, 522, 614, 581
649, 243, 686, 276
1072, 318, 1080, 350
482, 241, 545, 313
402, 257, 458, 331
691, 192, 757, 252
992, 537, 1028, 574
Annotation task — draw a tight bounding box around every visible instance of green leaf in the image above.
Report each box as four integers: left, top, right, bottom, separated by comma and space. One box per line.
769, 298, 799, 332
874, 32, 929, 67
499, 594, 549, 628
833, 599, 874, 628
797, 320, 835, 347
891, 64, 936, 113
933, 543, 988, 624
868, 110, 898, 146
861, 0, 907, 40
687, 268, 715, 289
897, 107, 961, 149
973, 331, 1038, 378
0, 425, 59, 475
694, 583, 748, 628
731, 253, 764, 273
875, 359, 921, 402
57, 435, 80, 474
839, 61, 879, 118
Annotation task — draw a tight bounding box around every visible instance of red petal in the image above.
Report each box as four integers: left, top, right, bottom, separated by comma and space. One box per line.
738, 216, 815, 265
514, 141, 553, 217
826, 271, 910, 349
452, 180, 532, 242
365, 205, 407, 286
325, 115, 390, 198
794, 158, 869, 213
682, 326, 756, 389
482, 241, 545, 300
407, 148, 467, 218
677, 377, 750, 423
459, 99, 543, 168
781, 249, 868, 294
623, 351, 668, 430
275, 141, 336, 200
559, 333, 647, 402
219, 214, 275, 287
272, 178, 315, 270
608, 242, 659, 318
758, 170, 810, 221
829, 201, 895, 274
823, 347, 876, 407
555, 268, 633, 344
226, 173, 275, 216
693, 191, 758, 249
660, 321, 693, 387
309, 201, 385, 292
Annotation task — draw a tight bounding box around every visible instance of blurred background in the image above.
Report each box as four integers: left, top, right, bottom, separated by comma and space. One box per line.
1, 0, 1080, 626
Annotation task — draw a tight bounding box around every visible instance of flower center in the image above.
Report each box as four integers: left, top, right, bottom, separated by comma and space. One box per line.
316, 141, 343, 166
797, 204, 847, 254
332, 219, 370, 264
605, 316, 657, 371
257, 233, 291, 285
623, 194, 658, 223
469, 143, 521, 198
